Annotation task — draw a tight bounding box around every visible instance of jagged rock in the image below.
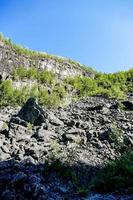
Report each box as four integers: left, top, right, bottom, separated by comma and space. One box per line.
91, 140, 103, 149
1, 145, 9, 153
0, 96, 133, 199
122, 99, 133, 110
0, 148, 10, 161
48, 112, 64, 126
33, 128, 57, 143
9, 116, 27, 127
99, 129, 111, 141
0, 120, 8, 133
10, 97, 46, 126
66, 128, 86, 135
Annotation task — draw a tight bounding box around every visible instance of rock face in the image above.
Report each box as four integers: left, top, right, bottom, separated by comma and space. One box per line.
10, 97, 46, 126
0, 41, 94, 79
0, 96, 133, 199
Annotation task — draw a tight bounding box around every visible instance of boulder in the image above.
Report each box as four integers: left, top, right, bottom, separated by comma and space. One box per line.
66, 128, 85, 135
122, 99, 133, 110
10, 98, 45, 126
48, 112, 64, 126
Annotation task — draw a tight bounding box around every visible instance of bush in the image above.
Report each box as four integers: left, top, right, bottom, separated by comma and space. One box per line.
65, 76, 97, 97
65, 68, 132, 100
0, 80, 14, 106
12, 66, 56, 86
12, 66, 27, 80
26, 67, 38, 79
38, 87, 61, 108
38, 70, 55, 85
90, 150, 133, 193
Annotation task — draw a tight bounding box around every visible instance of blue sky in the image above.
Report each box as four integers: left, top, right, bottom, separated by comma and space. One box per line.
0, 0, 133, 73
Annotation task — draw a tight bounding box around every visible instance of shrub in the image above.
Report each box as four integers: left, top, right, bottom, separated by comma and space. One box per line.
38, 70, 55, 85
26, 67, 38, 79
65, 76, 97, 97
0, 80, 14, 106
12, 66, 27, 80
90, 150, 133, 193
12, 66, 56, 86
108, 125, 123, 145
109, 85, 126, 99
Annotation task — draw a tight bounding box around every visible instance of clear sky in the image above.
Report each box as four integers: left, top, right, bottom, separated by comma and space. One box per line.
0, 0, 133, 73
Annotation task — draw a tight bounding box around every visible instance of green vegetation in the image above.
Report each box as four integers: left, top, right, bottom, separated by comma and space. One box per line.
0, 78, 67, 108
0, 33, 133, 108
27, 122, 33, 130
0, 66, 133, 108
0, 33, 132, 196
2, 122, 8, 130
45, 159, 78, 183
90, 150, 133, 193
65, 76, 97, 97
12, 66, 56, 85
12, 66, 38, 80
65, 68, 133, 100
108, 125, 123, 145
44, 150, 133, 195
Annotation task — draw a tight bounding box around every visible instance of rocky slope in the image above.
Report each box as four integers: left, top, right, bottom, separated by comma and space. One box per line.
0, 34, 133, 200
0, 96, 133, 199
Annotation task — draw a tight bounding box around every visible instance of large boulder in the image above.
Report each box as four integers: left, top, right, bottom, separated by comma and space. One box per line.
122, 99, 133, 110
10, 98, 46, 126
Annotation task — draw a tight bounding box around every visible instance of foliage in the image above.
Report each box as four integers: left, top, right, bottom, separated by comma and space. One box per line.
90, 150, 133, 193
65, 76, 97, 97
49, 140, 62, 160
0, 79, 67, 108
2, 122, 8, 130
0, 33, 133, 106
108, 125, 123, 145
27, 122, 33, 130
38, 87, 62, 108
12, 66, 55, 85
45, 159, 77, 183
44, 150, 133, 195
65, 68, 133, 100
39, 70, 55, 85
0, 80, 14, 106
1, 66, 133, 107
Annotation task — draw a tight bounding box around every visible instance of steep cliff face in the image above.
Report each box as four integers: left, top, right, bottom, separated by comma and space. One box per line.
0, 40, 94, 79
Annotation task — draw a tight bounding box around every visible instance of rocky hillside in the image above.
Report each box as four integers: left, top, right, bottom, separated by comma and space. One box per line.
0, 34, 94, 80
0, 96, 133, 199
0, 34, 133, 200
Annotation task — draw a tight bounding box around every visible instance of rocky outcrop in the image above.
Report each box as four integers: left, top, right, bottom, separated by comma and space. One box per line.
0, 41, 94, 79
10, 97, 46, 126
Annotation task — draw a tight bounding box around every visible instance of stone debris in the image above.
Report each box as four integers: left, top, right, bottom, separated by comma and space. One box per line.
0, 96, 133, 199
